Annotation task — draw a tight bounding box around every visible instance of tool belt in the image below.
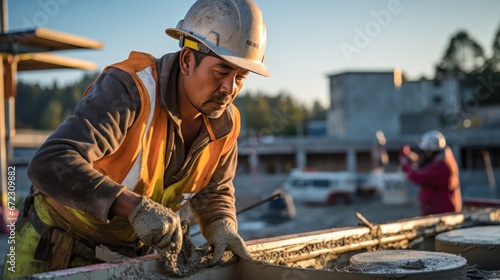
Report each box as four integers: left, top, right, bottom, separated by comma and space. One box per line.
22, 192, 152, 271
28, 203, 98, 271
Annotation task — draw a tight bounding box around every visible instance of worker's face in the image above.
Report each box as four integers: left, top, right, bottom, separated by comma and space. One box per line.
181, 49, 249, 118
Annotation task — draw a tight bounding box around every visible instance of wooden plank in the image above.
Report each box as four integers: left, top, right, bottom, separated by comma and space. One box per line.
0, 27, 103, 54
15, 52, 97, 71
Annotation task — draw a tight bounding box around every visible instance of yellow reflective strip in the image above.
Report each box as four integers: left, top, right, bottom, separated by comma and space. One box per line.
184, 38, 199, 51
161, 175, 190, 209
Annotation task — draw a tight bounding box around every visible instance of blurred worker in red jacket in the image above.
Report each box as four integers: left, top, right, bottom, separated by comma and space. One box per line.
399, 130, 462, 216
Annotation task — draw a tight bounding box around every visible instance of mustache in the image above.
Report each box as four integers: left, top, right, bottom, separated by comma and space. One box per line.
210, 94, 232, 104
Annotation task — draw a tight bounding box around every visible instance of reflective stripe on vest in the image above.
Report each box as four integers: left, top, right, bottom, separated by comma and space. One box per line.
121, 66, 157, 190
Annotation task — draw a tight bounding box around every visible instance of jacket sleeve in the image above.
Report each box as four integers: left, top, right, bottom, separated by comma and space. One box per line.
189, 141, 238, 233
402, 160, 451, 190
27, 68, 141, 223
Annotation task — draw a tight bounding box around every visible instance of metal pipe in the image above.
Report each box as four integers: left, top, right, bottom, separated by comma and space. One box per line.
190, 192, 282, 237
0, 47, 7, 226
0, 0, 10, 230
235, 192, 282, 216
482, 149, 497, 198
0, 0, 7, 32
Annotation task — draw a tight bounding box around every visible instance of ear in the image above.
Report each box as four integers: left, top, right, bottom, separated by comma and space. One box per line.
179, 48, 192, 75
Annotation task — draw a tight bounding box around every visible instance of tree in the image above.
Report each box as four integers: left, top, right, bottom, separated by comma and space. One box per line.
15, 72, 99, 130
236, 91, 312, 137
449, 23, 500, 107
490, 25, 500, 72
435, 30, 486, 78
40, 100, 63, 129
15, 82, 43, 129
242, 92, 273, 135
308, 100, 327, 120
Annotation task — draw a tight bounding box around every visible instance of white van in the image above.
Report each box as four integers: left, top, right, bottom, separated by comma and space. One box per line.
360, 169, 412, 205
282, 169, 357, 205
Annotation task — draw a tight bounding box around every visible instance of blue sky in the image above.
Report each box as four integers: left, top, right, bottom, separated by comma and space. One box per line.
7, 0, 500, 107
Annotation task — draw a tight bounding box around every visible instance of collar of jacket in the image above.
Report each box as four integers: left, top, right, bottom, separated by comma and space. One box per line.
156, 51, 235, 141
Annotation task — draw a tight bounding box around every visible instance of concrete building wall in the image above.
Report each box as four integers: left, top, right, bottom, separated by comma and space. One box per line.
328, 73, 463, 140
306, 152, 346, 171
328, 72, 400, 140
401, 78, 460, 114
328, 75, 346, 137
400, 112, 442, 135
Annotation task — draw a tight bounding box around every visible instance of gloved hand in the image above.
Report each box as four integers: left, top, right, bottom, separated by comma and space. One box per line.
128, 196, 183, 255
204, 219, 252, 266
399, 145, 411, 165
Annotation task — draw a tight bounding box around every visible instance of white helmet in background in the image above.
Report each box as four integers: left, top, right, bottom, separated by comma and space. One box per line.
418, 130, 446, 151
166, 0, 269, 77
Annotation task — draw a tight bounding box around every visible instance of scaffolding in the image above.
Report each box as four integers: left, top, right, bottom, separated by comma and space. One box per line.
0, 0, 103, 229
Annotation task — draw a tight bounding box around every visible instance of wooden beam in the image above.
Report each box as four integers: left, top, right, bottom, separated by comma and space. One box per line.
15, 52, 97, 71
0, 27, 103, 54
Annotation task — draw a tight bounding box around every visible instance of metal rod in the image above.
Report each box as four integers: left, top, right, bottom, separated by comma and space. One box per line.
0, 50, 7, 225
0, 0, 7, 221
355, 212, 377, 231
482, 149, 497, 198
0, 0, 7, 33
235, 192, 282, 216
190, 192, 282, 237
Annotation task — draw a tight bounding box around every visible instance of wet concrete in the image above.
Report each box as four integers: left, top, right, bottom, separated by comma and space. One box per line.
240, 257, 467, 280
159, 220, 238, 277
160, 220, 201, 277
345, 250, 467, 279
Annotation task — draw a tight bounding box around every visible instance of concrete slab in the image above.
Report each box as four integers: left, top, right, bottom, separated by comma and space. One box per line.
17, 255, 238, 280
435, 226, 500, 270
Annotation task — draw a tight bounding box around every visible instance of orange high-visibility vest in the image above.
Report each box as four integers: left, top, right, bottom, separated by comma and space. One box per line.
39, 51, 240, 246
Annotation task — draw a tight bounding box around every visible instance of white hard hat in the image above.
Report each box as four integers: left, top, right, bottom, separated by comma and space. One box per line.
166, 0, 269, 77
418, 130, 446, 151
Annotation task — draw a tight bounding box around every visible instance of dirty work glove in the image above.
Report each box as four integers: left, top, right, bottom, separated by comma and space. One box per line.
128, 196, 183, 255
204, 219, 252, 266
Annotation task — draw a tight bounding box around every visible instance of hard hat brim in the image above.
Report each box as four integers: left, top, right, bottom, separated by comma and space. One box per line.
166, 28, 270, 77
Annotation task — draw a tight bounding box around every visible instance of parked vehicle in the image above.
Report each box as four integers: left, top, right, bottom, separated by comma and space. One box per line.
282, 169, 357, 205
359, 169, 413, 204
